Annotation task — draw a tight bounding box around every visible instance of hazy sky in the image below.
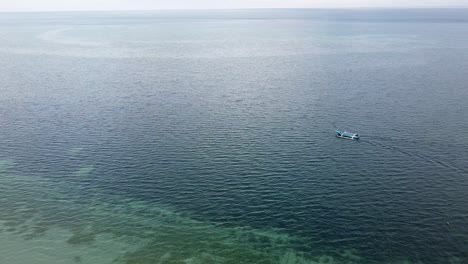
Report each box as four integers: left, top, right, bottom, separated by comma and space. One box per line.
1, 0, 468, 12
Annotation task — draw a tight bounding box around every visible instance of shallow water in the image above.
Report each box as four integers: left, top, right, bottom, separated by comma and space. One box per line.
0, 9, 468, 264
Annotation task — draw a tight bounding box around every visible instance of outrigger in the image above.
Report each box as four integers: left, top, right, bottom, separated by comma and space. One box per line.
336, 130, 360, 140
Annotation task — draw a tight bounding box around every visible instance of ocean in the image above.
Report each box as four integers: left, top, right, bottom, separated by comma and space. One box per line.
0, 8, 467, 264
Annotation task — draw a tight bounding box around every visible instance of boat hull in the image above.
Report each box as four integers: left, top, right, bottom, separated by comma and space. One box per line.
335, 130, 359, 140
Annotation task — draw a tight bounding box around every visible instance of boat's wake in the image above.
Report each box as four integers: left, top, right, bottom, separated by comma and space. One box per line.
363, 137, 466, 174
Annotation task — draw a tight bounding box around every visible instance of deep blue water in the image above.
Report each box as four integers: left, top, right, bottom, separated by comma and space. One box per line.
0, 9, 468, 264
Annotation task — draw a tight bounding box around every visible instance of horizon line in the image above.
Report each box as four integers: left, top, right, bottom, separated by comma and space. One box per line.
1, 6, 468, 13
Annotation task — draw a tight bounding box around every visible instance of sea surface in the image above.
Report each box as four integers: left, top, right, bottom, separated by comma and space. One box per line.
1, 9, 468, 264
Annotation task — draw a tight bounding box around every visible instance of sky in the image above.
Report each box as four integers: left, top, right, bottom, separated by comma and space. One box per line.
1, 0, 467, 12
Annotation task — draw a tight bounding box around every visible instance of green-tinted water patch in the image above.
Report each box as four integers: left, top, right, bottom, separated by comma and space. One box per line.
76, 166, 94, 176
0, 159, 16, 172
0, 161, 454, 264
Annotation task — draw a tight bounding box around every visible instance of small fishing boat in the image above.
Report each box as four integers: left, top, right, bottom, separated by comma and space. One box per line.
336, 130, 360, 140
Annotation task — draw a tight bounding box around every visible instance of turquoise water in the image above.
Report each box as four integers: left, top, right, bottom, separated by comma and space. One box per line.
1, 9, 468, 264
